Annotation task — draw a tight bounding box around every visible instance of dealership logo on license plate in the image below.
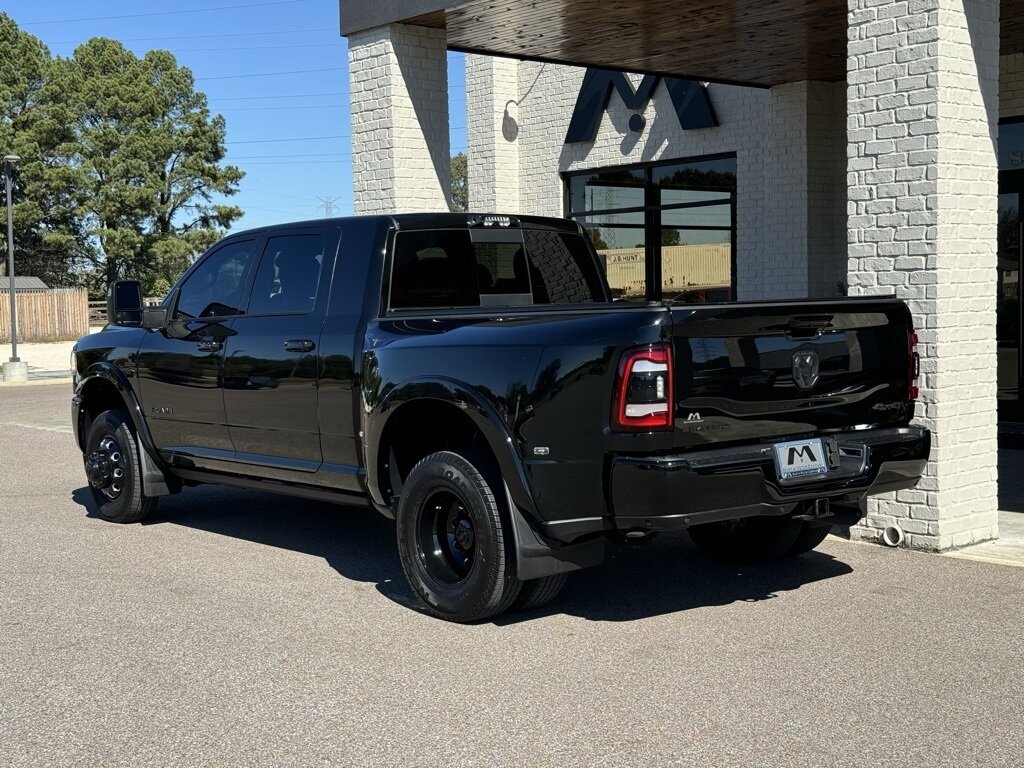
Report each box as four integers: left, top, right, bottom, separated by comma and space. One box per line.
774, 438, 828, 480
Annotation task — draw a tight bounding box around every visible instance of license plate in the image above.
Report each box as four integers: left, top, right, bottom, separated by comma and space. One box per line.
774, 438, 828, 481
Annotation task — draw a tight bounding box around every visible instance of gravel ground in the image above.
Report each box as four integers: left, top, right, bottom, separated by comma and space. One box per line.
1, 383, 1022, 767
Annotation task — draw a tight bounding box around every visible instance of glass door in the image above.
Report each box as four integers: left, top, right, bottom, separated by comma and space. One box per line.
998, 189, 1023, 421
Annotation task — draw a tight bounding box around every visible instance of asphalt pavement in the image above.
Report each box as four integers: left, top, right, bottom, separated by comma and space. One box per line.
1, 383, 1022, 767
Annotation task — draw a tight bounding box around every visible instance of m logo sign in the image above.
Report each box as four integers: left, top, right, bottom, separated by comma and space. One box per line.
788, 444, 818, 465
565, 68, 718, 144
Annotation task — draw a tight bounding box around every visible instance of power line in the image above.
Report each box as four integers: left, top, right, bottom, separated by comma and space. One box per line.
209, 91, 347, 102
217, 103, 345, 111
234, 159, 350, 165
227, 134, 348, 144
229, 152, 350, 159
49, 28, 333, 44
90, 42, 344, 53
197, 67, 345, 81
23, 0, 306, 25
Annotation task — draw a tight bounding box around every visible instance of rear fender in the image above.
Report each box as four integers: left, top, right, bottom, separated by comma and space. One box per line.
365, 377, 605, 579
365, 376, 537, 516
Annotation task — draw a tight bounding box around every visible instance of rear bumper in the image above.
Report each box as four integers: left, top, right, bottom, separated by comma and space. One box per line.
609, 426, 930, 532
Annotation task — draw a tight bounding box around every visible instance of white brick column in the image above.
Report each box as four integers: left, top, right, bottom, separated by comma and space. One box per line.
848, 0, 1000, 549
347, 24, 450, 213
466, 54, 520, 212
750, 82, 847, 301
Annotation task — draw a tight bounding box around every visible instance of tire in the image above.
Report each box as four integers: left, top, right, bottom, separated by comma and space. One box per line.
395, 450, 522, 622
687, 516, 803, 562
785, 522, 832, 557
511, 573, 568, 612
83, 409, 157, 524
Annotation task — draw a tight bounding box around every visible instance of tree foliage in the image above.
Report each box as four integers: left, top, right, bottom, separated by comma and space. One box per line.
0, 13, 243, 295
450, 152, 468, 212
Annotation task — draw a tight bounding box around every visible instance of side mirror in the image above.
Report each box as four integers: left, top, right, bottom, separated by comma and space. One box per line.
142, 306, 169, 331
107, 280, 144, 326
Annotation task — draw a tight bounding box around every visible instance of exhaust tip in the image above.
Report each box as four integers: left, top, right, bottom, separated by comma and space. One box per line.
881, 525, 905, 548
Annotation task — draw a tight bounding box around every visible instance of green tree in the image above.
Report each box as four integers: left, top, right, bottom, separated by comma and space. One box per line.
49, 37, 243, 295
661, 228, 680, 246
450, 152, 468, 212
0, 13, 91, 286
585, 227, 608, 250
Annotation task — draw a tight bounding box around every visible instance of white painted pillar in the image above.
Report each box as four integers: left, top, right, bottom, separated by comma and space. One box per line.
847, 0, 1000, 549
466, 54, 520, 213
347, 24, 450, 213
748, 81, 847, 301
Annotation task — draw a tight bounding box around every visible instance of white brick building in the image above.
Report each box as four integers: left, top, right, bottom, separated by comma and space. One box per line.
340, 0, 1024, 552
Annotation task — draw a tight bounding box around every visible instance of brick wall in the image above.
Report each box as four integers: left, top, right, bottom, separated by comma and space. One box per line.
348, 24, 450, 213
466, 54, 520, 212
1000, 53, 1024, 119
468, 58, 849, 300
847, 0, 999, 549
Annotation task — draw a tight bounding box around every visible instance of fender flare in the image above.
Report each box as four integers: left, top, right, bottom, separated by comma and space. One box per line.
76, 363, 174, 497
365, 376, 538, 518
364, 376, 605, 580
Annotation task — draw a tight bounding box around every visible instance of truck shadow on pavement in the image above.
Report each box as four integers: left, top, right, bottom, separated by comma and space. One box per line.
72, 485, 854, 624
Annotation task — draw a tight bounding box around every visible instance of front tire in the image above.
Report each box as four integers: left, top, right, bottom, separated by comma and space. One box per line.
395, 451, 521, 622
83, 409, 156, 524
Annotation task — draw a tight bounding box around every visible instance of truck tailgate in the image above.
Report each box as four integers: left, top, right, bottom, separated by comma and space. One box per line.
669, 299, 915, 448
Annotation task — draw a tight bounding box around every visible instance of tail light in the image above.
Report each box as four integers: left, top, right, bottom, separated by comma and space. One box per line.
612, 343, 674, 431
908, 331, 920, 401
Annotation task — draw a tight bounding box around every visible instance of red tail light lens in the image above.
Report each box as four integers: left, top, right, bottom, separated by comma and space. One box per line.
908, 331, 920, 402
612, 343, 674, 431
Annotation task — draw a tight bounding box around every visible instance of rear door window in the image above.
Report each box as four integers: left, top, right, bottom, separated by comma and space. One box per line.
246, 233, 327, 315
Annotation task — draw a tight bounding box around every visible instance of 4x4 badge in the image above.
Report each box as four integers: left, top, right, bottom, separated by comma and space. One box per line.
793, 351, 820, 391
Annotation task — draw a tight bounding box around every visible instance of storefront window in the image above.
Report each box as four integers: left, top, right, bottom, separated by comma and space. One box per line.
565, 155, 736, 302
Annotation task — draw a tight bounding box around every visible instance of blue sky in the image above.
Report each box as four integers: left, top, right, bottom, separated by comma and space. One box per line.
5, 0, 468, 233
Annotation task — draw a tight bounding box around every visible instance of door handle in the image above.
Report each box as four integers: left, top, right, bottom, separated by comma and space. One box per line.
196, 339, 223, 352
283, 339, 316, 353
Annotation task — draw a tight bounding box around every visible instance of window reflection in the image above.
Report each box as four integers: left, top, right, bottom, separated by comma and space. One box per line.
567, 155, 736, 302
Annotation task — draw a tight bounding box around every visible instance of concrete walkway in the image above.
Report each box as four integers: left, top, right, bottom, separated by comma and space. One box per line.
0, 340, 78, 382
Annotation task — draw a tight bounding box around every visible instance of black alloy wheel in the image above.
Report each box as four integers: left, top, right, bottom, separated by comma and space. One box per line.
85, 435, 127, 501
396, 450, 522, 622
418, 490, 477, 585
84, 409, 156, 524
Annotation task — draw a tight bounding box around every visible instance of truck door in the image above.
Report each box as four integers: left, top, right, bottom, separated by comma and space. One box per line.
136, 238, 258, 461
222, 226, 338, 478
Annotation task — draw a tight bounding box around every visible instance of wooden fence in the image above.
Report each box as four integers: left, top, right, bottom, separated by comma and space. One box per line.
0, 288, 90, 343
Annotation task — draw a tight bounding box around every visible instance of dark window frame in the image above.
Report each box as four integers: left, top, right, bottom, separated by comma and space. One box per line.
562, 152, 738, 302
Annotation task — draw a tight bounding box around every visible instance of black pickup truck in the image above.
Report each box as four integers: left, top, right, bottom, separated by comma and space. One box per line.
72, 213, 930, 622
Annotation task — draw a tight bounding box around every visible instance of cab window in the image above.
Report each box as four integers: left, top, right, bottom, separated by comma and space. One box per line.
246, 234, 326, 315
175, 240, 255, 319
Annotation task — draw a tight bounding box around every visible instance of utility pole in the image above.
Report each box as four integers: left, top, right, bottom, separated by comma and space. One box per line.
3, 154, 27, 383
316, 196, 340, 218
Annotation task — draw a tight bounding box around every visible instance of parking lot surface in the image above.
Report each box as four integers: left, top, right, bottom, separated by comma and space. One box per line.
1, 383, 1022, 767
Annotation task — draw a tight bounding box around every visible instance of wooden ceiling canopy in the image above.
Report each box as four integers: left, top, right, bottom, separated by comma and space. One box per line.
408, 0, 1024, 88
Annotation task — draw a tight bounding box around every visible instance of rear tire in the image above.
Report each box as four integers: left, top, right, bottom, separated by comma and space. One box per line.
511, 573, 567, 612
687, 516, 803, 562
784, 522, 832, 556
395, 450, 521, 622
83, 409, 156, 524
